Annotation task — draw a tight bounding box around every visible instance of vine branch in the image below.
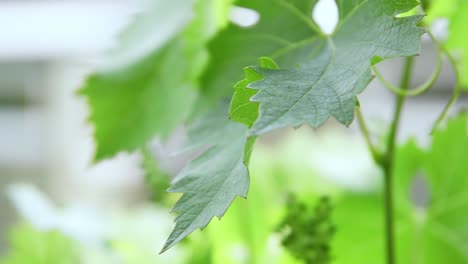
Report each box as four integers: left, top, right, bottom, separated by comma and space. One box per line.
359, 56, 415, 264
383, 56, 415, 264
369, 28, 463, 264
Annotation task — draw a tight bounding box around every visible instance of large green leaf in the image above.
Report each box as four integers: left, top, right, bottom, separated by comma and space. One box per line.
250, 0, 424, 134
161, 109, 255, 252
416, 114, 468, 262
80, 0, 225, 161
333, 114, 468, 263
205, 0, 423, 135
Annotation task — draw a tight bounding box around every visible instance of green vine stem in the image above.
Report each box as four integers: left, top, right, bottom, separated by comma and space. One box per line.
357, 56, 415, 264
371, 33, 443, 97
363, 28, 463, 264
384, 56, 415, 264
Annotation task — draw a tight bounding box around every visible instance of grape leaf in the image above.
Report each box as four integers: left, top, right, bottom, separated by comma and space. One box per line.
333, 114, 468, 263
161, 109, 255, 252
162, 54, 273, 249
204, 0, 423, 135
80, 0, 220, 161
249, 0, 424, 134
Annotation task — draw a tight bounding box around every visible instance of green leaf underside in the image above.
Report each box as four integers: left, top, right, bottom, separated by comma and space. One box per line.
250, 0, 425, 134
333, 114, 468, 263
80, 0, 213, 161
205, 0, 423, 135
161, 109, 255, 252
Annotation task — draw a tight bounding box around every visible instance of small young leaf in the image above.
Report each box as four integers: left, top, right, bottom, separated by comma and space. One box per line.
230, 57, 279, 127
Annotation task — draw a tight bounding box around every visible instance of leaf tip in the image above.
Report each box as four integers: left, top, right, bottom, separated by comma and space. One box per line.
159, 243, 172, 254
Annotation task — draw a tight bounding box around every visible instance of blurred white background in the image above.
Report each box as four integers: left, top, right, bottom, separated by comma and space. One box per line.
0, 0, 143, 251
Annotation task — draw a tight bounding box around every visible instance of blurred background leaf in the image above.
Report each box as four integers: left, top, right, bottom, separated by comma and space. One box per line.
1, 224, 78, 264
